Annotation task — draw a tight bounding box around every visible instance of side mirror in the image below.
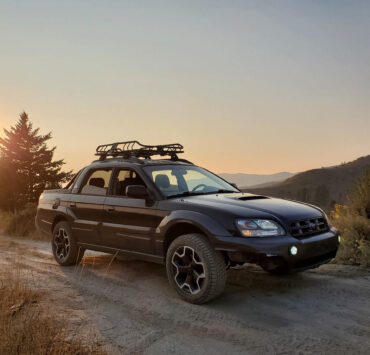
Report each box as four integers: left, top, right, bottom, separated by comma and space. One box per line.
230, 183, 238, 189
45, 181, 52, 189
126, 185, 148, 199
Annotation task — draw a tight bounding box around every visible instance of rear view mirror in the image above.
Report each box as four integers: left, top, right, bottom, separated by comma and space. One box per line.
126, 185, 148, 199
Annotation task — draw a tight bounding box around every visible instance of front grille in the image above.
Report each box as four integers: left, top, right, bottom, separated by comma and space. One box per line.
291, 217, 329, 238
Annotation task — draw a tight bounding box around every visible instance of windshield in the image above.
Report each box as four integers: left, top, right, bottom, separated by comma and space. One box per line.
143, 165, 239, 198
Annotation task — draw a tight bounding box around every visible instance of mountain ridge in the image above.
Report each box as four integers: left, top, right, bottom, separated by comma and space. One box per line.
218, 172, 294, 188
242, 155, 370, 210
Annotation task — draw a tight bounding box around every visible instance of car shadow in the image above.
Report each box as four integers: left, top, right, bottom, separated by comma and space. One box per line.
56, 251, 370, 353
71, 251, 330, 309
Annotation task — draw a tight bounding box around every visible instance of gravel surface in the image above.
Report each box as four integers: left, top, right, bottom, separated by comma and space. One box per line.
1, 235, 370, 354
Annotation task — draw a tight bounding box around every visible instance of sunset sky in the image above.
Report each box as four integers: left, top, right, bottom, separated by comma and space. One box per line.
1, 1, 369, 174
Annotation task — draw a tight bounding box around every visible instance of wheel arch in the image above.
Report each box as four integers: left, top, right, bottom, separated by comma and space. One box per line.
163, 222, 209, 256
51, 214, 68, 233
160, 211, 230, 255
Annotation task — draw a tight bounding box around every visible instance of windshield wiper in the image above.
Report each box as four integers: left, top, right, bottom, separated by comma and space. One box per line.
166, 191, 206, 199
204, 189, 236, 194
167, 189, 236, 199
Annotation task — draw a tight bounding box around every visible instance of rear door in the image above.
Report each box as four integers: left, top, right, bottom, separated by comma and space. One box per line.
69, 168, 113, 246
102, 168, 162, 255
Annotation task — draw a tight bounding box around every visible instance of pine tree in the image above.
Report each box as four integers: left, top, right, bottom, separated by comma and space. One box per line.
0, 112, 72, 211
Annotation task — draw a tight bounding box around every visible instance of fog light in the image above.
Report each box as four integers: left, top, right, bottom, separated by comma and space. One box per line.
290, 246, 298, 256
338, 235, 341, 243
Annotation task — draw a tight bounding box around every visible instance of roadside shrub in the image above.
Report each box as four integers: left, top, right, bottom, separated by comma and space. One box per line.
349, 168, 370, 218
0, 210, 12, 231
4, 203, 37, 237
331, 168, 370, 267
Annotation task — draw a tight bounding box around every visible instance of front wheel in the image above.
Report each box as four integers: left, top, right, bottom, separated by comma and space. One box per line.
166, 233, 227, 304
52, 221, 84, 266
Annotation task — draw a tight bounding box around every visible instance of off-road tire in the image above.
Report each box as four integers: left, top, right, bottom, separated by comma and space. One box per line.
166, 233, 227, 304
52, 221, 84, 266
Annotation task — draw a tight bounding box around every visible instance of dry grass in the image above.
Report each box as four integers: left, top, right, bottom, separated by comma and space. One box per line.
4, 203, 37, 237
0, 267, 106, 355
0, 209, 12, 231
331, 204, 370, 267
0, 204, 48, 240
330, 168, 370, 267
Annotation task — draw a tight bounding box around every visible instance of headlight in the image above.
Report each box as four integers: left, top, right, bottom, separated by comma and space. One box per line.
322, 211, 331, 226
236, 219, 285, 237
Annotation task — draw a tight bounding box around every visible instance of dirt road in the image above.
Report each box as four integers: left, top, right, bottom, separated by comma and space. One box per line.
1, 235, 369, 354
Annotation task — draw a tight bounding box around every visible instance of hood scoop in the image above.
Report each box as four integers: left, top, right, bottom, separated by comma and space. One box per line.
237, 195, 269, 201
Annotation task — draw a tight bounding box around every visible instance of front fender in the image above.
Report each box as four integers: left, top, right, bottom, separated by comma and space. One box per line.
156, 210, 232, 240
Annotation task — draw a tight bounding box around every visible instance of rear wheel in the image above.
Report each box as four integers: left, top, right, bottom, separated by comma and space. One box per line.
52, 221, 84, 266
166, 233, 226, 304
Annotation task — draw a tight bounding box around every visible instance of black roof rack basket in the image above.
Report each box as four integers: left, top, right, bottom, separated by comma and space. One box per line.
95, 141, 184, 161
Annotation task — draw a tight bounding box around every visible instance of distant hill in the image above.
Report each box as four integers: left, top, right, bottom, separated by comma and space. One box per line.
246, 180, 284, 189
219, 172, 294, 188
242, 155, 370, 211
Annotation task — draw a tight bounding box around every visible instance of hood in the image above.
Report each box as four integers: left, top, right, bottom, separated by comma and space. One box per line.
177, 193, 323, 223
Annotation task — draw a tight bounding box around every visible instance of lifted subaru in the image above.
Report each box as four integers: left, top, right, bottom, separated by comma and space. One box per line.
36, 141, 340, 303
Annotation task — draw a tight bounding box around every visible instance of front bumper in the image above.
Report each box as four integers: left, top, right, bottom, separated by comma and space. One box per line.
214, 227, 339, 271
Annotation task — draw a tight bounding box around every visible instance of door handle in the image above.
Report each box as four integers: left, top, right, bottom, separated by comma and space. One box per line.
70, 202, 76, 208
107, 206, 115, 212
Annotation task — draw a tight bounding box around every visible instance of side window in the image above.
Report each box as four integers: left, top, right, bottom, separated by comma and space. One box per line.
80, 169, 113, 196
112, 169, 146, 196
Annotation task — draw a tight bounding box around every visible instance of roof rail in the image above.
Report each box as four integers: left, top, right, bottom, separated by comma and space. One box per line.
95, 141, 184, 161
164, 158, 193, 165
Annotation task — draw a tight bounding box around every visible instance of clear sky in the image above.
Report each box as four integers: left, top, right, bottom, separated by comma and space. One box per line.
0, 0, 369, 174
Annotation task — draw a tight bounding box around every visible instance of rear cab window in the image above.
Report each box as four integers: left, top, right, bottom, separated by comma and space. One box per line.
79, 168, 113, 196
